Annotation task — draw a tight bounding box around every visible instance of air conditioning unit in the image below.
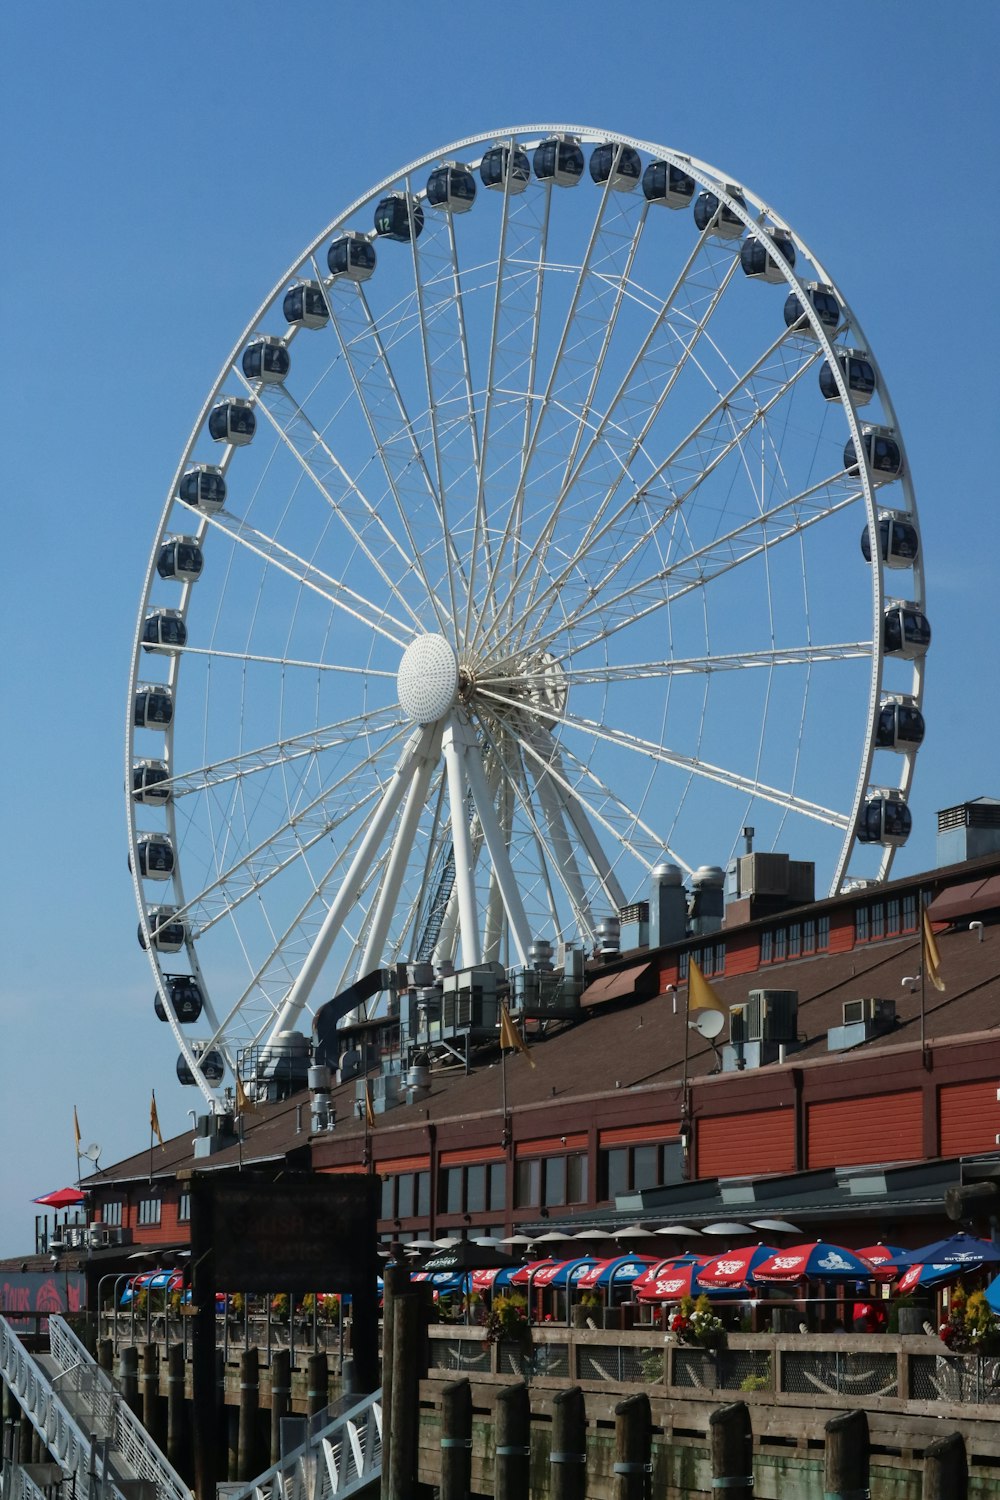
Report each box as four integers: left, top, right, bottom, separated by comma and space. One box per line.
89, 1226, 114, 1249
730, 990, 798, 1044
843, 997, 896, 1028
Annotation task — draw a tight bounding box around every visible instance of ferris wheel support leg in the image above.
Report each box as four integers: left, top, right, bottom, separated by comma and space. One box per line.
265, 727, 431, 1047
527, 752, 596, 945
462, 731, 532, 967
483, 776, 513, 963
358, 728, 442, 984
442, 717, 483, 969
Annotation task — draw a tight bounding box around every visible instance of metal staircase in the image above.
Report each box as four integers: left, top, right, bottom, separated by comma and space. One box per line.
0, 1314, 190, 1500
221, 1391, 382, 1500
2, 1315, 381, 1500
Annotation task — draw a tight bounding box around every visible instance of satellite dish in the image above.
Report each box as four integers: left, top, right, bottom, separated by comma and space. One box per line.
82, 1142, 102, 1163
692, 1009, 725, 1040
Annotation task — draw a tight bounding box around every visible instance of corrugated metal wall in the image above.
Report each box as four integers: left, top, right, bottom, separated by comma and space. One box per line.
807, 1090, 922, 1168
696, 1107, 796, 1178
939, 1079, 1000, 1156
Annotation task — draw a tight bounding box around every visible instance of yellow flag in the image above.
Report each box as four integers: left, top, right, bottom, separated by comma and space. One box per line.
688, 959, 726, 1015
235, 1075, 257, 1115
150, 1090, 164, 1146
73, 1106, 81, 1151
923, 909, 946, 993
365, 1079, 376, 1130
500, 1002, 536, 1068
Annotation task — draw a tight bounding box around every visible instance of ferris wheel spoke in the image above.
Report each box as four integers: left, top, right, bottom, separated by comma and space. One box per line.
311, 267, 455, 634
489, 328, 824, 664
167, 708, 406, 797
481, 642, 871, 692
471, 169, 626, 652
191, 505, 412, 647
510, 688, 851, 828
176, 729, 411, 937
238, 372, 438, 636
514, 225, 732, 630
170, 644, 397, 678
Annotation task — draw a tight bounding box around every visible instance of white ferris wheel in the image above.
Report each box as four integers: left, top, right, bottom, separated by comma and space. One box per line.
126, 126, 928, 1102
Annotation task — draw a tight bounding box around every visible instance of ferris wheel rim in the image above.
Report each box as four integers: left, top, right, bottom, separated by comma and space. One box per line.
127, 124, 925, 1103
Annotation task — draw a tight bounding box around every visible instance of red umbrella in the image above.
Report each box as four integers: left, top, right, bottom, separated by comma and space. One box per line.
698, 1244, 778, 1289
752, 1242, 876, 1283
635, 1263, 713, 1303
33, 1187, 86, 1208
856, 1244, 906, 1283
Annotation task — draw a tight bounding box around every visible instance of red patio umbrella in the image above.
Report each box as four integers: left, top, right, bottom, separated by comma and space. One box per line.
856, 1244, 906, 1283
634, 1263, 715, 1303
698, 1244, 778, 1289
752, 1242, 876, 1283
33, 1187, 86, 1208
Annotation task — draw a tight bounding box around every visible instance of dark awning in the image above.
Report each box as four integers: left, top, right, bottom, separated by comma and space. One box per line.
927, 876, 1000, 923
581, 962, 656, 1009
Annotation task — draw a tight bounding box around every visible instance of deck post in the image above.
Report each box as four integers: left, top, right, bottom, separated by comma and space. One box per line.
550, 1385, 587, 1500
824, 1409, 869, 1499
439, 1377, 472, 1500
709, 1401, 753, 1499
493, 1381, 530, 1500
613, 1391, 651, 1500
923, 1431, 968, 1499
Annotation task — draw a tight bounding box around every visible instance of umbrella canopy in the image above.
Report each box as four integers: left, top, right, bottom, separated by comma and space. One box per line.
498, 1234, 535, 1247
655, 1224, 703, 1237
634, 1262, 720, 1303
984, 1274, 1000, 1316
420, 1241, 521, 1273
510, 1257, 598, 1287
752, 1243, 876, 1283
615, 1224, 655, 1242
856, 1244, 907, 1283
470, 1266, 521, 1292
33, 1187, 86, 1208
895, 1261, 967, 1295
698, 1245, 778, 1289
892, 1233, 1000, 1269
411, 1271, 465, 1293
701, 1221, 754, 1237
574, 1256, 656, 1290
749, 1219, 803, 1236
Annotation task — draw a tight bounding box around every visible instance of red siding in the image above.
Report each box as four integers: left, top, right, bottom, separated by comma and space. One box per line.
696, 1108, 796, 1179
807, 1091, 922, 1169
518, 1133, 587, 1157
438, 1147, 505, 1166
600, 1123, 680, 1147
828, 911, 855, 953
725, 934, 761, 976
375, 1154, 431, 1173
939, 1080, 1000, 1157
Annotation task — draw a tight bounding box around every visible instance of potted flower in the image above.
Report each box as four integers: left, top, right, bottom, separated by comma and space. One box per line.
483, 1292, 530, 1348
270, 1293, 290, 1325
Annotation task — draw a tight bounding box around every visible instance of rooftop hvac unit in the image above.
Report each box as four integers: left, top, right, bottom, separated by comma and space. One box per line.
842, 997, 896, 1029
89, 1226, 121, 1249
730, 989, 798, 1045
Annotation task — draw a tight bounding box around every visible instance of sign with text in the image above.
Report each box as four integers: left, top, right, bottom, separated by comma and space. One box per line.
190, 1172, 378, 1293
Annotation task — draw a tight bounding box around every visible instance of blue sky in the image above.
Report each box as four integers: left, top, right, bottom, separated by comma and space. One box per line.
1, 0, 998, 1256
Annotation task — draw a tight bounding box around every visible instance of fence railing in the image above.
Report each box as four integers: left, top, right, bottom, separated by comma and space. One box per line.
425, 1324, 1000, 1414
219, 1391, 382, 1500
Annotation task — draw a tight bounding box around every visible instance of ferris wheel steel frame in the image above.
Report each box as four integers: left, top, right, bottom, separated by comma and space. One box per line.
126, 125, 926, 1106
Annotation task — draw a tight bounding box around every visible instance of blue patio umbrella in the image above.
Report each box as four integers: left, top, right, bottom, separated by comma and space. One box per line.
984, 1273, 1000, 1315
892, 1233, 1000, 1268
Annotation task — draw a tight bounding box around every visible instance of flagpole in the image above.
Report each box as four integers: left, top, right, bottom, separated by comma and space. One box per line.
681, 984, 691, 1177
500, 1046, 510, 1149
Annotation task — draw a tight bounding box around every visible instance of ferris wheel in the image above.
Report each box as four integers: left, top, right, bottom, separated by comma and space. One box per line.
127, 125, 928, 1101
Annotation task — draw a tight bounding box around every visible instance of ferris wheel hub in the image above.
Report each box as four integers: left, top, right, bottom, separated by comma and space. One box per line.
397, 633, 460, 723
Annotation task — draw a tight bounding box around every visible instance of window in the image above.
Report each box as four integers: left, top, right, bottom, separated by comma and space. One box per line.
788, 923, 801, 959
870, 902, 885, 940
856, 907, 869, 942
488, 1163, 506, 1214
443, 1168, 463, 1215
803, 919, 816, 955
466, 1164, 486, 1214
886, 898, 900, 936
515, 1159, 541, 1208
818, 915, 830, 949
178, 1193, 190, 1224
138, 1198, 161, 1227
381, 1177, 394, 1218
103, 1201, 123, 1226
902, 893, 917, 931
774, 926, 787, 961
760, 930, 773, 963
598, 1142, 675, 1201
714, 943, 726, 975
397, 1174, 415, 1219
678, 951, 689, 980
566, 1154, 587, 1205
543, 1156, 566, 1208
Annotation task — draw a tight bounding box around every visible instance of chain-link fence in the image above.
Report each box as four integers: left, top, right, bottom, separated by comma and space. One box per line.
910, 1353, 1000, 1405
781, 1348, 897, 1398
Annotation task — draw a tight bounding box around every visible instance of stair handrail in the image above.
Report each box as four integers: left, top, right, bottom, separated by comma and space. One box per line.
222, 1388, 383, 1500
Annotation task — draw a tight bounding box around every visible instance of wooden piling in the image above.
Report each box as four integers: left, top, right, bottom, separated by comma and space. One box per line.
709, 1401, 753, 1500
380, 1259, 410, 1500
824, 1409, 869, 1499
166, 1342, 186, 1475
97, 1339, 114, 1376
237, 1347, 260, 1481
142, 1343, 164, 1446
118, 1345, 140, 1418
439, 1378, 472, 1500
550, 1386, 587, 1500
923, 1431, 968, 1499
613, 1392, 651, 1500
387, 1290, 420, 1500
306, 1351, 328, 1419
493, 1381, 531, 1500
269, 1347, 291, 1466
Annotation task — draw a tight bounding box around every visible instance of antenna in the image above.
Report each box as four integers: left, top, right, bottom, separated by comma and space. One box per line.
692, 1009, 725, 1040
82, 1142, 102, 1165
